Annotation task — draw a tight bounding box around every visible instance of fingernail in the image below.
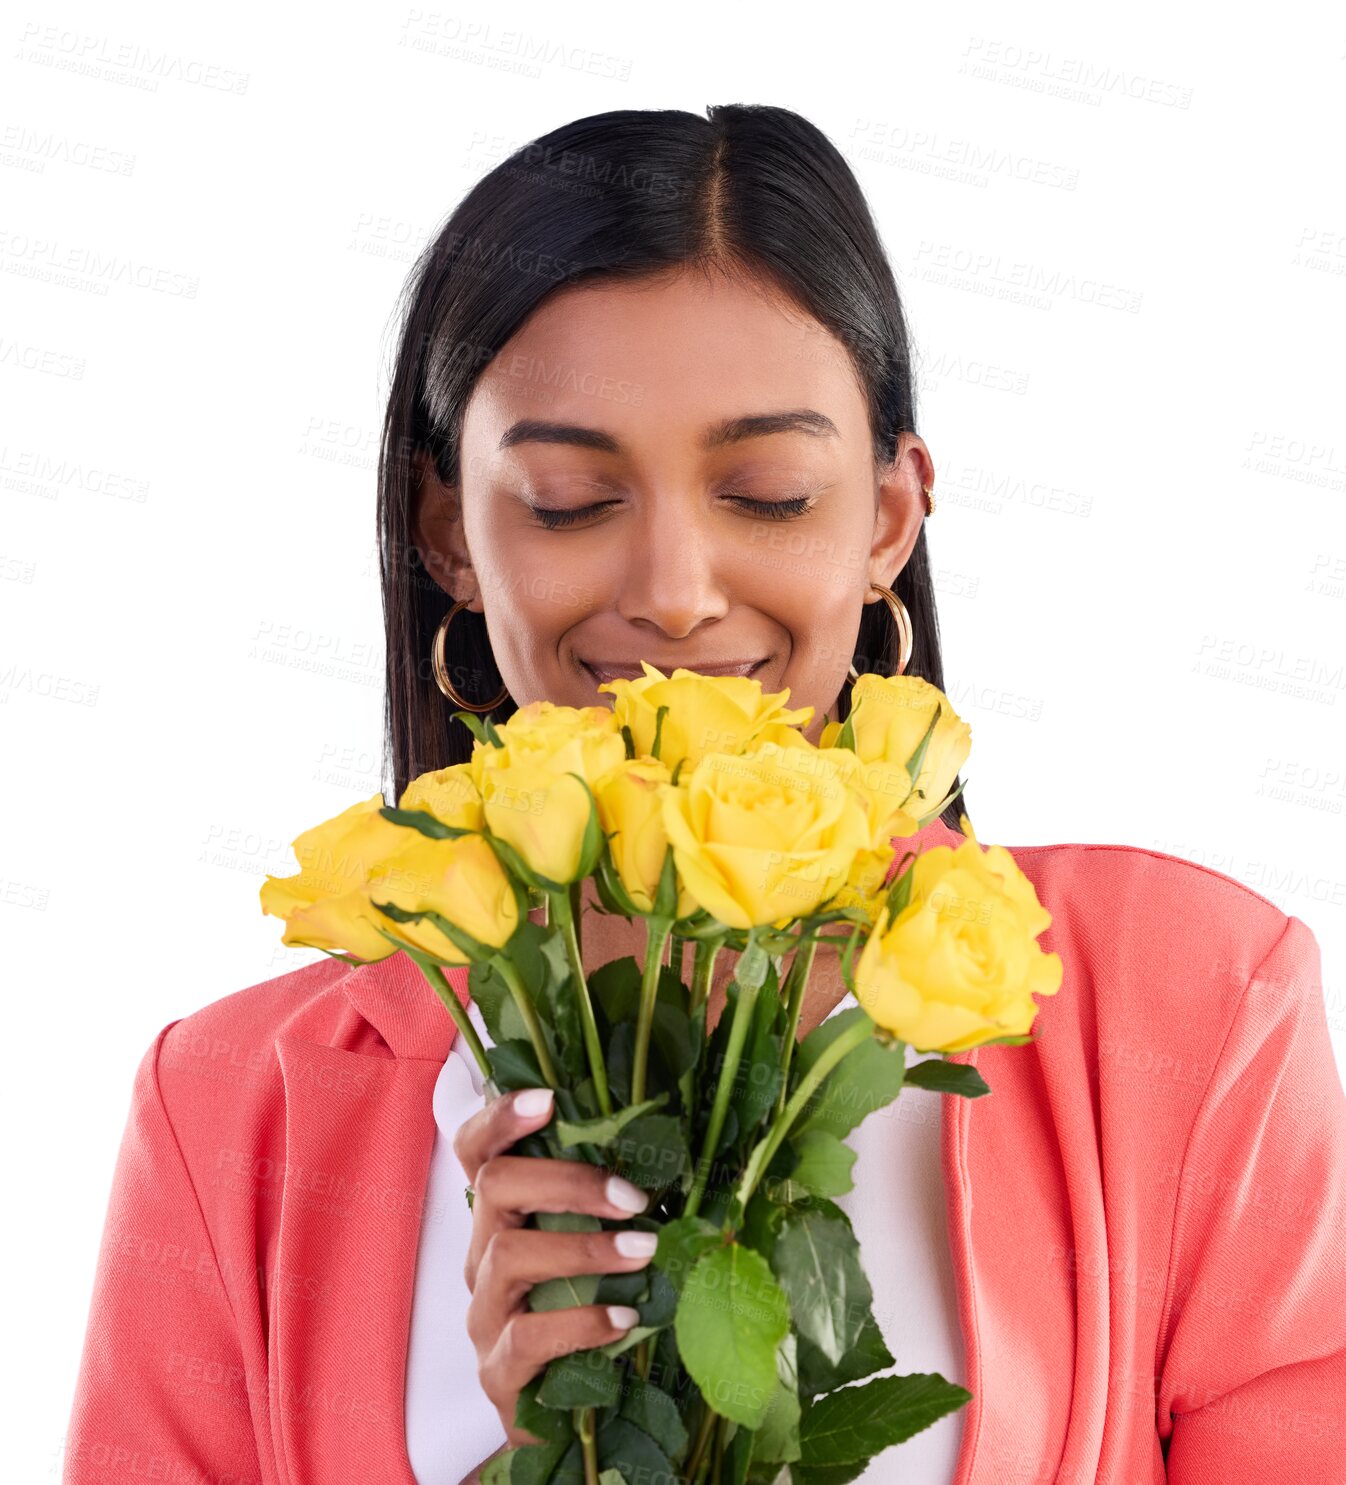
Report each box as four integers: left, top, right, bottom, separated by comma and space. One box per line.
514, 1088, 553, 1119
614, 1229, 658, 1259
605, 1174, 648, 1213
606, 1305, 640, 1330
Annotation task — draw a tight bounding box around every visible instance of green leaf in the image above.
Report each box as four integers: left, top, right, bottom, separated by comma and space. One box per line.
650, 703, 670, 761
453, 711, 493, 747
535, 1347, 622, 1409
513, 1376, 574, 1444
737, 976, 786, 1137
652, 1214, 724, 1292
553, 1094, 669, 1151
594, 1417, 675, 1485
792, 1008, 906, 1142
638, 1263, 679, 1328
537, 931, 587, 1082
902, 1059, 991, 1097
753, 1331, 802, 1464
787, 1130, 857, 1198
724, 1418, 757, 1485
770, 1204, 873, 1366
679, 996, 707, 1118
527, 1211, 603, 1311
652, 845, 679, 919
788, 1459, 867, 1485
608, 1111, 690, 1191
833, 707, 857, 753
739, 1187, 788, 1257
616, 1373, 689, 1460
484, 1039, 546, 1094
650, 1001, 698, 1109
900, 704, 942, 803
595, 850, 642, 917
593, 1267, 649, 1307
588, 955, 643, 1023
467, 958, 516, 1043
568, 772, 607, 881
798, 1372, 973, 1466
369, 900, 498, 966
675, 1243, 791, 1429
376, 804, 472, 839
795, 1298, 894, 1398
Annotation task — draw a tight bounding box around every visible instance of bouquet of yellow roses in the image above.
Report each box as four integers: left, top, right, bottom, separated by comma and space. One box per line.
260, 665, 1062, 1484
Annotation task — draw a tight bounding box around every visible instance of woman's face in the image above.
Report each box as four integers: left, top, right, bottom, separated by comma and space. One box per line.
413, 268, 932, 740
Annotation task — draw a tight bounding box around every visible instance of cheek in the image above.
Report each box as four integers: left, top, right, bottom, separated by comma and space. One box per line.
472, 513, 601, 628
728, 515, 869, 660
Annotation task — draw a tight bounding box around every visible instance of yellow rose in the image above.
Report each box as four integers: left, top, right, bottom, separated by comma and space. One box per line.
470, 702, 627, 885
853, 829, 1062, 1052
661, 740, 870, 929
828, 845, 900, 923
599, 663, 814, 772
398, 761, 484, 832
823, 744, 922, 855
821, 674, 971, 821
482, 700, 625, 785
364, 831, 518, 964
259, 794, 407, 961
593, 757, 697, 917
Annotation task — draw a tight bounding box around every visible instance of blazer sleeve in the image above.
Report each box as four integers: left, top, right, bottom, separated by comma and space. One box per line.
63, 1023, 266, 1485
1158, 913, 1346, 1480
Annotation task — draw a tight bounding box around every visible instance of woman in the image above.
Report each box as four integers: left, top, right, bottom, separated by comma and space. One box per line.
64, 106, 1345, 1485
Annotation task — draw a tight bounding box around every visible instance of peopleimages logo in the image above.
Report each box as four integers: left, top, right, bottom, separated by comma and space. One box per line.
16, 23, 250, 95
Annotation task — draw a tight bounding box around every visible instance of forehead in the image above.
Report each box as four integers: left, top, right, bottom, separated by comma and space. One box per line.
463, 270, 870, 459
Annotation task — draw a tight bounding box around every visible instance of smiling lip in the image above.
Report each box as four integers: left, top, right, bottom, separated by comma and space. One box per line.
580, 658, 766, 684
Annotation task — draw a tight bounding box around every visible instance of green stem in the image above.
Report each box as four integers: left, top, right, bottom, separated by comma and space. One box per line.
550, 888, 613, 1116
632, 916, 673, 1105
684, 1400, 718, 1484
689, 936, 722, 1016
575, 1404, 599, 1484
492, 954, 561, 1088
414, 959, 493, 1082
683, 948, 761, 1221
774, 932, 819, 1119
710, 1413, 726, 1484
733, 1014, 875, 1215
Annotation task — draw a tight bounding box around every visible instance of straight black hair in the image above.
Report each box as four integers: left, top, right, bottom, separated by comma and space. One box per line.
377, 104, 971, 833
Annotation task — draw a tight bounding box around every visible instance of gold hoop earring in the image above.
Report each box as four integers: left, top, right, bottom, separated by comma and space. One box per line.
432, 600, 510, 712
923, 483, 936, 516
848, 582, 914, 681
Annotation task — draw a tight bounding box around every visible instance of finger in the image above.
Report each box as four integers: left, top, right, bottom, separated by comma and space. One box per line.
481, 1303, 644, 1424
464, 1156, 650, 1290
453, 1086, 556, 1184
467, 1224, 658, 1346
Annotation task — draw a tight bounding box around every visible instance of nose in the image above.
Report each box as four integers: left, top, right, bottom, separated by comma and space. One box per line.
612, 491, 731, 640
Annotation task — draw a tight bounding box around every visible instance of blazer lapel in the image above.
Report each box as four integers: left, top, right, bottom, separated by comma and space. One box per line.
270, 952, 470, 1485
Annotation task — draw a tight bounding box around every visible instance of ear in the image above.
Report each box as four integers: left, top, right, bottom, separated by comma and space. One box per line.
410, 448, 483, 609
868, 434, 935, 593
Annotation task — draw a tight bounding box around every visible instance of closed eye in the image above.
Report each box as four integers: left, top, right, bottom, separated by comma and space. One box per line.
525, 504, 618, 534
726, 493, 816, 521
528, 493, 817, 530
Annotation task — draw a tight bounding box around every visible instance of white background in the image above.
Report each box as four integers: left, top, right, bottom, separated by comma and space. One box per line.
4, 1, 1344, 1476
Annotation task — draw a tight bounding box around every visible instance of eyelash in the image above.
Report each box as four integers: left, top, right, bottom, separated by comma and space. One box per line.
529, 493, 816, 529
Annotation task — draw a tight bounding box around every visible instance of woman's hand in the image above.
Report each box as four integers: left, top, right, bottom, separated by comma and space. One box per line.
453, 1084, 656, 1449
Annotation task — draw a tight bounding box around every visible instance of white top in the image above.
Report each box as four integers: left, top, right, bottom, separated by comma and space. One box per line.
405, 992, 967, 1484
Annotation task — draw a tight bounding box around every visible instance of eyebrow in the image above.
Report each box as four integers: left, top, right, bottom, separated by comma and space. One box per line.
497, 408, 840, 454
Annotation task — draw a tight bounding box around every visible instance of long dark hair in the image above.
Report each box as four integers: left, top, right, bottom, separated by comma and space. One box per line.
377, 104, 971, 833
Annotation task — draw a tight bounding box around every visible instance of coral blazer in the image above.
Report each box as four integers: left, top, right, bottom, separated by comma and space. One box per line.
64, 816, 1346, 1484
